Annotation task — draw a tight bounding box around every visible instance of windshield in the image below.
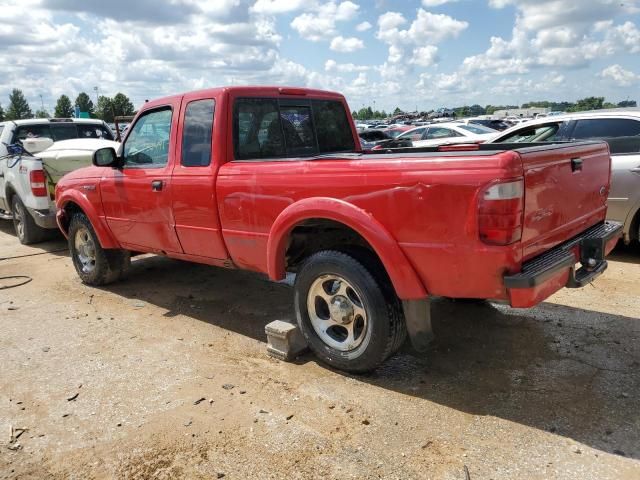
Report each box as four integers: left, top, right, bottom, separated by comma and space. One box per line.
495, 123, 562, 143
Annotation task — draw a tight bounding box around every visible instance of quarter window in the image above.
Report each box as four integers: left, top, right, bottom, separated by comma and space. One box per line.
572, 118, 640, 154
123, 108, 172, 168
182, 99, 215, 167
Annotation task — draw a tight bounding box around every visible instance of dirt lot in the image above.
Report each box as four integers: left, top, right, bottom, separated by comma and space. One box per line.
1, 221, 639, 480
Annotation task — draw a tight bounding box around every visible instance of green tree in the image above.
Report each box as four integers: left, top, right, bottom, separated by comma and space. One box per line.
0, 103, 4, 122
618, 100, 637, 108
352, 110, 358, 120
112, 93, 135, 117
392, 107, 403, 115
75, 92, 94, 116
35, 109, 50, 118
54, 94, 74, 117
6, 89, 33, 120
96, 95, 115, 122
568, 97, 605, 112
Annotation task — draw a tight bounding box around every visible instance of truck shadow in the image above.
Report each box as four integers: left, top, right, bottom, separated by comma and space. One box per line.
103, 255, 639, 461
609, 241, 640, 264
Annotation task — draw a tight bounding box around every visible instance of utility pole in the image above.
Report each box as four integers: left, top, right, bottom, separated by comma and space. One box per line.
39, 94, 44, 110
93, 86, 99, 106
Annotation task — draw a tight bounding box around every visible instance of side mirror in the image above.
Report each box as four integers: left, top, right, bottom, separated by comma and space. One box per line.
93, 147, 119, 167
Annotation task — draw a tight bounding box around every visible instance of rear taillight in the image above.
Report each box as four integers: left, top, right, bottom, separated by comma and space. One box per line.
478, 179, 524, 246
30, 170, 47, 197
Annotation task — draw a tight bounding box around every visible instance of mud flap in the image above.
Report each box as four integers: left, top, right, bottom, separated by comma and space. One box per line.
402, 298, 433, 352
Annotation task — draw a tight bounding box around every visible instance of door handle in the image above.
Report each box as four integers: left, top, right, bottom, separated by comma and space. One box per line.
151, 180, 163, 191
571, 157, 583, 172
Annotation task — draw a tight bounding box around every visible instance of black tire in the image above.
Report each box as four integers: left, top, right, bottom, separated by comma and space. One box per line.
294, 250, 405, 373
68, 213, 130, 286
11, 195, 48, 245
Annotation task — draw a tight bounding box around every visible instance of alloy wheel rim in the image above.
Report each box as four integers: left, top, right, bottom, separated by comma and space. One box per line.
74, 227, 96, 274
306, 274, 369, 352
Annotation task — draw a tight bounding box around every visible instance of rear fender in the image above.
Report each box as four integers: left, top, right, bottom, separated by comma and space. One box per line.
57, 191, 119, 248
267, 197, 427, 300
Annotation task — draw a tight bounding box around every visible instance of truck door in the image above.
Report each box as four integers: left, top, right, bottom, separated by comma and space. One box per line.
170, 95, 228, 259
100, 104, 183, 253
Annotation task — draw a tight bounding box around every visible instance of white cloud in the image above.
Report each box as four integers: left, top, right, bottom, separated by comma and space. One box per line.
355, 21, 372, 31
330, 35, 364, 52
376, 8, 467, 65
291, 1, 359, 41
600, 64, 639, 86
325, 59, 370, 72
250, 0, 307, 14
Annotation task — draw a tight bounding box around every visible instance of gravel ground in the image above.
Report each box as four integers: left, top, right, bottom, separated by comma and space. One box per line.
1, 221, 639, 480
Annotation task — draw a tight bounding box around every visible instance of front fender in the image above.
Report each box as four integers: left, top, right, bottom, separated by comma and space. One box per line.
267, 197, 427, 300
57, 190, 119, 249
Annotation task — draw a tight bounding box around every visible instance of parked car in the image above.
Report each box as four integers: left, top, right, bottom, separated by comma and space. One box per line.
491, 109, 640, 244
56, 86, 621, 373
0, 118, 116, 244
463, 118, 511, 131
374, 122, 497, 150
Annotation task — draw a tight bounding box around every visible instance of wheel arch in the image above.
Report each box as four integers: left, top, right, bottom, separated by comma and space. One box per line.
58, 193, 119, 248
266, 197, 427, 300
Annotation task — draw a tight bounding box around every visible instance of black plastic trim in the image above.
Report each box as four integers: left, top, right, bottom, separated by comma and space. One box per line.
504, 221, 623, 289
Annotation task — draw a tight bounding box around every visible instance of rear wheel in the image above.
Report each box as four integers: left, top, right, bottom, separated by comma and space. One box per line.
68, 213, 130, 286
12, 196, 48, 245
294, 250, 405, 373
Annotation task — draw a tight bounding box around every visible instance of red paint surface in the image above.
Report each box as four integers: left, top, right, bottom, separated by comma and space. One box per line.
55, 86, 616, 307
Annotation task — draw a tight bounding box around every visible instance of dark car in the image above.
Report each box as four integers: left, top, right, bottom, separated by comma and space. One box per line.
467, 119, 511, 131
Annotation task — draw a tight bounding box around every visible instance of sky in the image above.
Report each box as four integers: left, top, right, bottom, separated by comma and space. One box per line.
0, 0, 639, 114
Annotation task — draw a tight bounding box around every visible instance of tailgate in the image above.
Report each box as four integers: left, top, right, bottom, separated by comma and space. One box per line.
518, 142, 611, 261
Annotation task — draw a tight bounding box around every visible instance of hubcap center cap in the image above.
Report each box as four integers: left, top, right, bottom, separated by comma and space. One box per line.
329, 295, 354, 325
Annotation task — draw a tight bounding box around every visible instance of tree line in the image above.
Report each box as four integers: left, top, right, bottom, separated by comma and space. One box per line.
352, 97, 637, 120
0, 88, 136, 123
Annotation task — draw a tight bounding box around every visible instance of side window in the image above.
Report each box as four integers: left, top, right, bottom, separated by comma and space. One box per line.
234, 99, 285, 160
572, 118, 640, 154
182, 99, 215, 167
426, 127, 461, 139
123, 108, 172, 168
312, 100, 355, 153
0, 126, 4, 138
279, 105, 316, 156
399, 127, 425, 140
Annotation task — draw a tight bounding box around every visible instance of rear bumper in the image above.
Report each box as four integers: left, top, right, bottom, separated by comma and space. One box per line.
26, 207, 58, 229
504, 221, 622, 307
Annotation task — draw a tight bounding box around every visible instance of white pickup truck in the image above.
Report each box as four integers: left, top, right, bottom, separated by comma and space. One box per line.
0, 118, 118, 244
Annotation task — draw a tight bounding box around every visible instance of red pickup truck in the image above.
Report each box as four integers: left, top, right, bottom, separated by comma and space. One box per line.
55, 86, 622, 372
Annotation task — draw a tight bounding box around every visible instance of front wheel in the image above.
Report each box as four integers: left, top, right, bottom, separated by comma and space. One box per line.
68, 213, 130, 286
294, 250, 405, 373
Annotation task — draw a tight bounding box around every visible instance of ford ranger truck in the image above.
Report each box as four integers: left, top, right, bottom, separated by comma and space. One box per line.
54, 87, 622, 373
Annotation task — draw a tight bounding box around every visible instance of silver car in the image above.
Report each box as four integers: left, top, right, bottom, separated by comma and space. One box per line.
491, 109, 640, 245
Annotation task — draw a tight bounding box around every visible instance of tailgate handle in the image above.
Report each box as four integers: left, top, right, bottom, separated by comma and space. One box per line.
571, 157, 583, 172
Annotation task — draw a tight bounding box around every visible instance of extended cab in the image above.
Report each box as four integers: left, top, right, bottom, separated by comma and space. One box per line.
55, 87, 622, 373
0, 118, 116, 244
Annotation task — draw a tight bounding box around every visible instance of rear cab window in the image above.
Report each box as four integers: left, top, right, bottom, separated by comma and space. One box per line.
233, 98, 355, 160
12, 122, 114, 143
